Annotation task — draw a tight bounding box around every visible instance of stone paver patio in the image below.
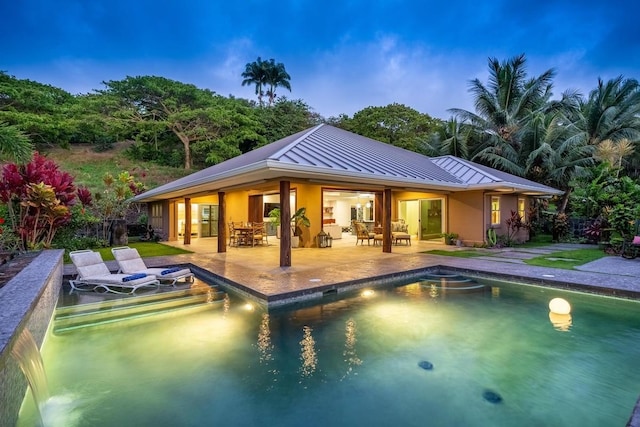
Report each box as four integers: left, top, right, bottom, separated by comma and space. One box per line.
63, 237, 640, 306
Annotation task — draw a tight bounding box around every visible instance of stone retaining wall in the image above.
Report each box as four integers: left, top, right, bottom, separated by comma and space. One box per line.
0, 250, 63, 427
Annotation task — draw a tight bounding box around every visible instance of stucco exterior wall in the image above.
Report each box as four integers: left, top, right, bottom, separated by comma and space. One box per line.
449, 191, 485, 245
225, 191, 249, 224
292, 182, 322, 247
488, 194, 529, 243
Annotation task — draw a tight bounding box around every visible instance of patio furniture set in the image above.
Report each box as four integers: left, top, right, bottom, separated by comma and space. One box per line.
228, 222, 269, 247
69, 247, 194, 295
353, 220, 411, 246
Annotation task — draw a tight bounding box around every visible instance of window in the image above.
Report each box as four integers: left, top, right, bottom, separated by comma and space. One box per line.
518, 198, 526, 221
491, 197, 500, 225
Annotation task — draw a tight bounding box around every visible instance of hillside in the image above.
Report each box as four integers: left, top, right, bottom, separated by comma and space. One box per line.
42, 142, 192, 192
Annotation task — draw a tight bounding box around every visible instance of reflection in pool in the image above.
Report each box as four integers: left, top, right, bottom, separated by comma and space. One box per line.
18, 277, 640, 427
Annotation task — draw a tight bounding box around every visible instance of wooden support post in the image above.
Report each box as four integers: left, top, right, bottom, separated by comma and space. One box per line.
184, 198, 191, 245
383, 188, 392, 253
217, 192, 226, 253
280, 180, 291, 267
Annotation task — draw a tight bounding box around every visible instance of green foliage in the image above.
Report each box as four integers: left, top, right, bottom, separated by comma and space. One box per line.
486, 228, 497, 246
0, 205, 19, 253
267, 207, 281, 227
608, 205, 638, 238
420, 117, 470, 158
440, 232, 458, 245
570, 165, 640, 238
338, 103, 442, 152
552, 213, 569, 242
254, 98, 322, 150
0, 71, 78, 148
102, 76, 235, 169
91, 171, 146, 235
268, 207, 310, 236
51, 203, 102, 251
0, 122, 33, 163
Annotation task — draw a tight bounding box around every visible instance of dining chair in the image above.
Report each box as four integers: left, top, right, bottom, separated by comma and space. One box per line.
228, 222, 238, 247
252, 222, 265, 246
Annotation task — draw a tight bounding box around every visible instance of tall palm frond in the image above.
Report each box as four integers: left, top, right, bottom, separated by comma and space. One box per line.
241, 57, 267, 107
263, 59, 291, 106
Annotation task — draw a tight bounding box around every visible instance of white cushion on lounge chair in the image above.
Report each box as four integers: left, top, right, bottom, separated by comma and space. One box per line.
69, 250, 159, 294
111, 247, 194, 285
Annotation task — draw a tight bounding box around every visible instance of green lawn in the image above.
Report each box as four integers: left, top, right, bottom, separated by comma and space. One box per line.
523, 248, 606, 269
424, 249, 487, 258
518, 234, 554, 247
65, 242, 192, 263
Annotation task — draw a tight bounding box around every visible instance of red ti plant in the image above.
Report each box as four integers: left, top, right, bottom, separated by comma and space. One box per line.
0, 152, 77, 251
504, 210, 527, 245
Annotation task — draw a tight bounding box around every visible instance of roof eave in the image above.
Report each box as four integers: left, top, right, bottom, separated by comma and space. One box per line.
466, 182, 564, 195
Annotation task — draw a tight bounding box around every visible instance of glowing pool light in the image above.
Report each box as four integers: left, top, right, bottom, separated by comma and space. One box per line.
361, 289, 375, 298
549, 312, 572, 331
243, 303, 255, 311
549, 298, 571, 315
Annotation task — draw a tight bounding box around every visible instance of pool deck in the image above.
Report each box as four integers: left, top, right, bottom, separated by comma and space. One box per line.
63, 236, 640, 305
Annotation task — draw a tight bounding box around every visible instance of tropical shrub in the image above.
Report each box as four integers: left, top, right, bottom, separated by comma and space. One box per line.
552, 213, 569, 242
0, 153, 77, 250
504, 210, 527, 245
91, 171, 146, 240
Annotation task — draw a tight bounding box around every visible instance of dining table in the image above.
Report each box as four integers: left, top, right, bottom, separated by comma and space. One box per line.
233, 226, 254, 246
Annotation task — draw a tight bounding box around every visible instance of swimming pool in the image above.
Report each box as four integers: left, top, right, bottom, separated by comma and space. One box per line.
17, 275, 640, 426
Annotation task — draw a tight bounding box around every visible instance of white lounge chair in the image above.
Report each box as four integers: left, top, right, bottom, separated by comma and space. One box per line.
111, 246, 194, 286
69, 250, 160, 294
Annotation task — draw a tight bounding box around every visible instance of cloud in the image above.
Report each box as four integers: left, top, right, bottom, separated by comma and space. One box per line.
286, 35, 481, 119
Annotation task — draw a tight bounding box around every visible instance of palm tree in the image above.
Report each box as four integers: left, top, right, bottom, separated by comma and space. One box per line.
525, 111, 595, 213
241, 57, 268, 107
549, 76, 640, 183
449, 54, 555, 175
420, 117, 472, 158
580, 76, 640, 146
263, 59, 291, 106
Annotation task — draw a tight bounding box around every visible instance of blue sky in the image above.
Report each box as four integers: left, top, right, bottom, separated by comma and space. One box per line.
2, 0, 639, 120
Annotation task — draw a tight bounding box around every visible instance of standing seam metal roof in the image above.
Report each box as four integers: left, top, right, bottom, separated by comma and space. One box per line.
273, 125, 461, 182
431, 155, 563, 193
135, 125, 561, 201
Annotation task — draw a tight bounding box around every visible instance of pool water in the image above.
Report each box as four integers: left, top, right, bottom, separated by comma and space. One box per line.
18, 277, 640, 426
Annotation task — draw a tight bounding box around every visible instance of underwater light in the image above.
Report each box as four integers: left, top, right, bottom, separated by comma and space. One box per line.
549, 298, 571, 315
361, 289, 375, 298
243, 303, 255, 311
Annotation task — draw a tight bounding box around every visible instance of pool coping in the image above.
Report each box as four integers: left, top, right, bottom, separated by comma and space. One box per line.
186, 255, 640, 308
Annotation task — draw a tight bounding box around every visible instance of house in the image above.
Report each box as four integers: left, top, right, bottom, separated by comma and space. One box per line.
132, 124, 562, 266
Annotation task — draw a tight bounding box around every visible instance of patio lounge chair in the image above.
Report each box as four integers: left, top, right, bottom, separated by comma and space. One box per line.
111, 246, 194, 285
69, 250, 160, 294
354, 221, 375, 245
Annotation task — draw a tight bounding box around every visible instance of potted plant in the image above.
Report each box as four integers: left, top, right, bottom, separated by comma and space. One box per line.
268, 208, 282, 238
291, 207, 310, 247
267, 207, 310, 246
441, 232, 458, 245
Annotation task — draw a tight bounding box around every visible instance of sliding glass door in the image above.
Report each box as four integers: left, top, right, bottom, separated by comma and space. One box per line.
419, 199, 443, 240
